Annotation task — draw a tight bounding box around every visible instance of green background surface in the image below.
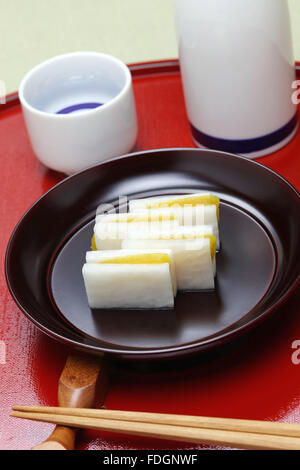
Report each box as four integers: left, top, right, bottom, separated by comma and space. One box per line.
1, 0, 300, 94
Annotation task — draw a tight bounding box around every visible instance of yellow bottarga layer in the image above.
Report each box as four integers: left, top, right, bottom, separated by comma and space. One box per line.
100, 214, 176, 223
166, 234, 217, 260
97, 253, 174, 293
98, 253, 171, 266
91, 235, 97, 251
146, 195, 220, 220
91, 234, 216, 260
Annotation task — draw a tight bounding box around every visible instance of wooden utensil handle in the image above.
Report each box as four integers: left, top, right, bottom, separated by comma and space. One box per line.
32, 426, 76, 450
31, 354, 108, 450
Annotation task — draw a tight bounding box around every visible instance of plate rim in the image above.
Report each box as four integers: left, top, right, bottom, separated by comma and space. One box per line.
5, 148, 300, 359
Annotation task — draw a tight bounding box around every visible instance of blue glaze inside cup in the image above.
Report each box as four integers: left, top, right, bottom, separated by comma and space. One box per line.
56, 102, 103, 114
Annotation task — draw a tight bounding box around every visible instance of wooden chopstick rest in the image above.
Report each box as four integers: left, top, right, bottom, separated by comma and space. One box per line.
30, 355, 108, 450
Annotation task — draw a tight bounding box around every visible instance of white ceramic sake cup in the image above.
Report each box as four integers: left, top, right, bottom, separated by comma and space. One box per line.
19, 52, 138, 174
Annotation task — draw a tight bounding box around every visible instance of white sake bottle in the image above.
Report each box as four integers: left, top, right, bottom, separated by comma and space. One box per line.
174, 0, 298, 158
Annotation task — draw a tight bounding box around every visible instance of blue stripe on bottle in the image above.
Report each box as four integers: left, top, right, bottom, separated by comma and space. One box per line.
190, 112, 298, 154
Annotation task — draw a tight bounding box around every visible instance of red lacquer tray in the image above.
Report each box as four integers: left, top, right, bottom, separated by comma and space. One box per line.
0, 60, 300, 450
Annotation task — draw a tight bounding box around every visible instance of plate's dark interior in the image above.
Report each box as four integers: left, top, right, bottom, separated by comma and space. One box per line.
5, 149, 300, 361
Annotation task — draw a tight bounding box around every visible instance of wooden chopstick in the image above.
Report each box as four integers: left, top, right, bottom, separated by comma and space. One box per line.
12, 406, 300, 438
10, 407, 300, 450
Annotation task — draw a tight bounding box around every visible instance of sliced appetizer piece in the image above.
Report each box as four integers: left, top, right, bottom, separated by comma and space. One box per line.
122, 238, 215, 291
108, 205, 217, 232
129, 193, 220, 219
128, 194, 220, 248
86, 249, 177, 295
93, 221, 179, 250
82, 251, 175, 309
95, 212, 177, 224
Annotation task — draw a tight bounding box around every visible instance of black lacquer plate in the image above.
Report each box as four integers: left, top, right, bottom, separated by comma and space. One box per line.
5, 149, 300, 361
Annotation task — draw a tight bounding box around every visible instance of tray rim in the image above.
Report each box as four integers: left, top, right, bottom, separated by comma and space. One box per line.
0, 59, 181, 113
5, 148, 300, 360
1, 59, 300, 114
